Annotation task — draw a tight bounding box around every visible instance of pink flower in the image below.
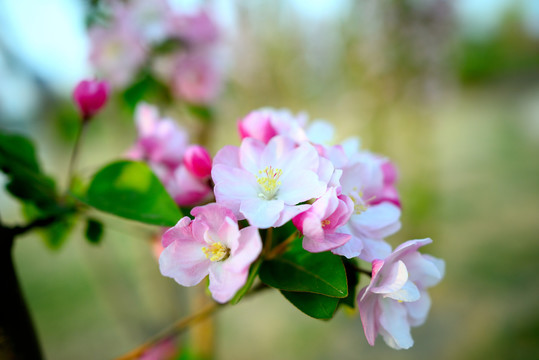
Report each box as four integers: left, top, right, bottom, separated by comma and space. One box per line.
127, 102, 188, 169
183, 145, 212, 178
370, 159, 401, 208
127, 103, 213, 207
159, 203, 262, 303
331, 152, 401, 261
167, 165, 212, 207
212, 135, 329, 228
88, 17, 146, 88
292, 188, 354, 253
358, 238, 445, 349
72, 79, 109, 120
172, 52, 222, 104
167, 10, 219, 45
237, 108, 309, 144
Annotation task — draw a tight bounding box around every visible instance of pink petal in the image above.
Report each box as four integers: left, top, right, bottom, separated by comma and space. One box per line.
159, 238, 210, 287
358, 288, 379, 346
225, 225, 262, 273
162, 217, 193, 248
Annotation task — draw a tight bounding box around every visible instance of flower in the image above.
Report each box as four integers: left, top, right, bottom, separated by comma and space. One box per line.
358, 238, 445, 349
212, 135, 329, 228
331, 151, 401, 262
127, 102, 213, 207
292, 187, 354, 253
127, 103, 188, 169
167, 9, 219, 45
237, 108, 309, 144
159, 203, 262, 303
183, 145, 212, 178
171, 52, 222, 104
88, 16, 146, 88
72, 79, 110, 120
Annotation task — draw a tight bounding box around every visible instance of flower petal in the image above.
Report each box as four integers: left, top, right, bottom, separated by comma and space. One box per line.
159, 238, 210, 287
240, 198, 284, 229
378, 299, 414, 350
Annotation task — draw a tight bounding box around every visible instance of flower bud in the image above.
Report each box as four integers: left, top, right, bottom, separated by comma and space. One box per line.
183, 145, 212, 178
73, 79, 110, 121
237, 111, 277, 143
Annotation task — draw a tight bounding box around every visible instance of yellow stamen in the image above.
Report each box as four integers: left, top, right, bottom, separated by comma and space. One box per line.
256, 166, 283, 199
321, 219, 331, 227
202, 242, 230, 262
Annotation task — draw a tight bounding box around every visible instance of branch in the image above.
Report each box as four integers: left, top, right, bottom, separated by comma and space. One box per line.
114, 282, 269, 360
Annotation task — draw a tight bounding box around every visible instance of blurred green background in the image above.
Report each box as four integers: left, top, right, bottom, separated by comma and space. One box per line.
1, 0, 539, 359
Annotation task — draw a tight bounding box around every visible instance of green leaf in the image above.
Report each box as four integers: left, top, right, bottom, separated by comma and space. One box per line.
84, 160, 182, 226
21, 203, 76, 250
339, 258, 360, 309
186, 104, 214, 123
280, 291, 339, 320
230, 257, 263, 305
122, 72, 171, 110
259, 241, 348, 298
40, 215, 76, 249
85, 218, 104, 245
0, 131, 59, 212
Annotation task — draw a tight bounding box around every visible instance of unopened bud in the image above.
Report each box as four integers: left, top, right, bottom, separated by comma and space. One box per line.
183, 145, 212, 178
73, 79, 109, 121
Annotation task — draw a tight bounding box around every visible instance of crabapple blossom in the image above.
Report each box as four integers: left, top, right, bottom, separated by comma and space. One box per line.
292, 187, 354, 253
168, 9, 219, 45
89, 17, 146, 88
332, 151, 401, 261
159, 203, 262, 303
237, 108, 309, 144
127, 103, 188, 169
171, 52, 222, 104
127, 103, 212, 207
72, 79, 109, 120
183, 145, 212, 178
212, 135, 329, 228
358, 238, 445, 349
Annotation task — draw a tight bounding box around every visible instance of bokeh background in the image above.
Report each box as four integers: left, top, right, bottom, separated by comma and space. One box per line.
1, 0, 539, 359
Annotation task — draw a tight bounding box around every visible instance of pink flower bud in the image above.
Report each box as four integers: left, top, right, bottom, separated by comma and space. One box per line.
237, 111, 277, 143
73, 79, 110, 120
183, 145, 212, 178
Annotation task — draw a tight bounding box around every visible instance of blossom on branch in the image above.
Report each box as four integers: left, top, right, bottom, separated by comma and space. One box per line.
159, 203, 262, 303
212, 135, 329, 228
358, 238, 445, 349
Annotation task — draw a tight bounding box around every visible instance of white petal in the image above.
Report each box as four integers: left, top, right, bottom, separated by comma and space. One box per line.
379, 299, 414, 350
240, 198, 284, 229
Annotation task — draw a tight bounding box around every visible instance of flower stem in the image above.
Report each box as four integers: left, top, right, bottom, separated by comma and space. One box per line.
66, 122, 86, 192
266, 231, 299, 259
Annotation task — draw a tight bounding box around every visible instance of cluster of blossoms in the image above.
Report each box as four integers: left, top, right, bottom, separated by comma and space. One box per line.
88, 0, 222, 104
127, 102, 213, 207
132, 105, 444, 349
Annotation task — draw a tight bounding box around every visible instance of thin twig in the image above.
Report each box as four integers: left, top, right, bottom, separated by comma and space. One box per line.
266, 231, 299, 259
66, 123, 86, 192
115, 302, 221, 360
115, 283, 269, 360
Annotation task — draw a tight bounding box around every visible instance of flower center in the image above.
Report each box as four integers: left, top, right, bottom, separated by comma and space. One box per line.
349, 188, 369, 215
256, 166, 283, 200
202, 242, 230, 262
321, 219, 331, 227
